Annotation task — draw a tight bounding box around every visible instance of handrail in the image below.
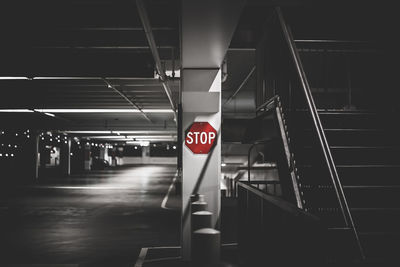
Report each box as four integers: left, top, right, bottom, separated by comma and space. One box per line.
252, 95, 303, 208
275, 7, 365, 259
256, 95, 279, 114
238, 181, 318, 221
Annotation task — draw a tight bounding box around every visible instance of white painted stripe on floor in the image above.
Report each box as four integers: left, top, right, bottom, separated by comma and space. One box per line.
161, 171, 178, 210
147, 246, 181, 249
144, 256, 181, 263
221, 242, 238, 247
134, 247, 148, 267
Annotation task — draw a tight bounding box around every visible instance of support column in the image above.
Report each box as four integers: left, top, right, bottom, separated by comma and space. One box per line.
142, 145, 150, 164
60, 137, 71, 176
181, 69, 222, 260
21, 131, 39, 182
31, 132, 39, 181
181, 0, 245, 260
99, 145, 107, 160
84, 142, 91, 171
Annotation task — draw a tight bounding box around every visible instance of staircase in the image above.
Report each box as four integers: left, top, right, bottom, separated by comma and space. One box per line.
253, 7, 400, 264
293, 110, 400, 262
289, 10, 400, 262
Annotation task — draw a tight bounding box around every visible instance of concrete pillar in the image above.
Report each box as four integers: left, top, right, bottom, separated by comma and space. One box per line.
99, 146, 107, 160
31, 132, 39, 181
60, 137, 71, 176
180, 0, 245, 260
142, 145, 150, 164
20, 131, 39, 182
84, 142, 91, 171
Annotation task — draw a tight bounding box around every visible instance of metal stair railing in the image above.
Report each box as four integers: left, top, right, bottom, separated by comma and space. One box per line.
274, 7, 365, 260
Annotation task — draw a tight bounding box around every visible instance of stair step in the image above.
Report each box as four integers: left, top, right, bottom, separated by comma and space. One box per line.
298, 165, 400, 186
296, 129, 400, 146
293, 111, 396, 129
352, 208, 400, 232
301, 186, 400, 208
345, 186, 400, 208
290, 109, 400, 261
326, 227, 361, 260
296, 146, 400, 165
359, 232, 400, 258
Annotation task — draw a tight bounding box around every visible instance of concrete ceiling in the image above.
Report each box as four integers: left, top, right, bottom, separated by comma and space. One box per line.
0, 0, 269, 141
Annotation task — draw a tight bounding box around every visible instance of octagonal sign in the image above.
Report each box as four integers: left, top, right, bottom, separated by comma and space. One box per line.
185, 122, 217, 154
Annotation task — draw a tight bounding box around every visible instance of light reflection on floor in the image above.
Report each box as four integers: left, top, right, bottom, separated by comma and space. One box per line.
0, 164, 180, 266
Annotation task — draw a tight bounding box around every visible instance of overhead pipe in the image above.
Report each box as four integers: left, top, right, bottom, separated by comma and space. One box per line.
101, 78, 152, 123
136, 0, 177, 124
223, 66, 256, 106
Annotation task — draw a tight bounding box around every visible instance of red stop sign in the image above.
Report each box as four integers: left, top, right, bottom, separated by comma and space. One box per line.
185, 122, 217, 154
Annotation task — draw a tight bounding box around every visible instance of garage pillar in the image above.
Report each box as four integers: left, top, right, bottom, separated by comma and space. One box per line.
84, 142, 91, 171
29, 131, 40, 181
181, 0, 245, 260
99, 146, 107, 160
60, 137, 71, 176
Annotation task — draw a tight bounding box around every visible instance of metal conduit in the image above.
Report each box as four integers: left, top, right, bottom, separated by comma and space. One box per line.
136, 0, 177, 124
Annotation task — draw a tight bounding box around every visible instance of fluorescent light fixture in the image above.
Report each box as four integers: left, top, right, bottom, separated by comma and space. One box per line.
97, 138, 135, 141
31, 77, 156, 80
0, 109, 34, 113
126, 141, 150, 146
64, 130, 176, 134
32, 77, 100, 80
44, 112, 56, 117
89, 135, 176, 139
135, 138, 176, 142
30, 109, 57, 117
92, 137, 176, 142
0, 77, 30, 80
139, 141, 150, 146
33, 109, 173, 113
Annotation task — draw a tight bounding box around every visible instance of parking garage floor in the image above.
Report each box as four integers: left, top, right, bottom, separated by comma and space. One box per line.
0, 165, 180, 267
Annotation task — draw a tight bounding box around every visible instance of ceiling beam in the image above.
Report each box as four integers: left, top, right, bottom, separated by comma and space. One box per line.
136, 0, 177, 123
102, 78, 152, 123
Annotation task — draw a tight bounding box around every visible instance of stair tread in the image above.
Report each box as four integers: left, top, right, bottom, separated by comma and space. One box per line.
291, 108, 400, 260
337, 165, 400, 168
299, 164, 400, 168
302, 145, 400, 149
305, 128, 388, 131
351, 207, 400, 211
360, 231, 400, 236
343, 185, 400, 189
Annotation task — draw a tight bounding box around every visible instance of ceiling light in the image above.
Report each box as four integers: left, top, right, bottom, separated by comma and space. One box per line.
0, 77, 29, 80
44, 112, 56, 117
0, 109, 34, 113
33, 109, 173, 113
63, 130, 176, 135
88, 135, 176, 139
126, 141, 150, 146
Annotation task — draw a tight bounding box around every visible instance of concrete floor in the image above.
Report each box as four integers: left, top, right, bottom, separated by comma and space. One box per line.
0, 165, 180, 266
